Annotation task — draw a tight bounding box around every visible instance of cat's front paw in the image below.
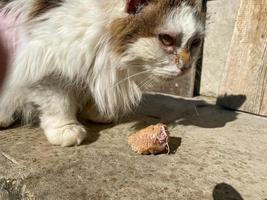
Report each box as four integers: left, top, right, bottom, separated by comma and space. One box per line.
45, 124, 87, 147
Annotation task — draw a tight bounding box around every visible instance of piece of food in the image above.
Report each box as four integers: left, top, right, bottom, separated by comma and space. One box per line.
128, 123, 170, 155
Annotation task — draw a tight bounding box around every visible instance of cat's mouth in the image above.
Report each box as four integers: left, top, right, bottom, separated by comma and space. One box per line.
153, 66, 190, 80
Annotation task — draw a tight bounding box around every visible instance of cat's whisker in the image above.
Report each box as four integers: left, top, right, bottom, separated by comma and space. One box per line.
194, 105, 200, 117
142, 79, 155, 90
113, 69, 152, 88
136, 76, 151, 88
139, 75, 155, 89
195, 69, 201, 76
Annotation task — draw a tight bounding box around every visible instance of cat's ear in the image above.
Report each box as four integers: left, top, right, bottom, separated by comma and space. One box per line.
125, 0, 149, 15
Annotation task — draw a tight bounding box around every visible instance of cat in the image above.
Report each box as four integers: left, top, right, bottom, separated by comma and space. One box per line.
0, 0, 204, 146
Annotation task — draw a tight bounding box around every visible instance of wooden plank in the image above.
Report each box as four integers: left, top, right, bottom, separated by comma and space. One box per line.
219, 0, 267, 116
200, 0, 240, 97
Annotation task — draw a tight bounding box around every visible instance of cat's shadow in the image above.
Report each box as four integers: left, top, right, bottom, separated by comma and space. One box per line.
82, 122, 113, 145
127, 93, 246, 130
82, 93, 246, 146
213, 183, 244, 200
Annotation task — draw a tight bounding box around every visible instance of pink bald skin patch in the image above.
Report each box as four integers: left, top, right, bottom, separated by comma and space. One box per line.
0, 8, 22, 63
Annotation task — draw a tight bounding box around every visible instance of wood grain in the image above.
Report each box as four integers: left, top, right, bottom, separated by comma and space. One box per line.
219, 0, 267, 116
200, 0, 240, 97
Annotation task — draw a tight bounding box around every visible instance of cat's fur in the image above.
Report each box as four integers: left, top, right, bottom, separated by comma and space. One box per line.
0, 0, 204, 146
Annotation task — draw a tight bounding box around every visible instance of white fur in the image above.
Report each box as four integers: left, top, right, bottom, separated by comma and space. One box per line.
0, 0, 204, 146
123, 3, 204, 79
164, 2, 205, 46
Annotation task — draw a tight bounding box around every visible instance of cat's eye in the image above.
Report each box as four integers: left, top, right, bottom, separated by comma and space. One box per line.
159, 33, 175, 47
190, 38, 202, 48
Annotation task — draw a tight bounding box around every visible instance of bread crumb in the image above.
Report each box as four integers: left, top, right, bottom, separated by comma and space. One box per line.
128, 123, 170, 155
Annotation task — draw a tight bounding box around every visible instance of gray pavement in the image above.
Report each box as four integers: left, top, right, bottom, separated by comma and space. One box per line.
0, 93, 266, 200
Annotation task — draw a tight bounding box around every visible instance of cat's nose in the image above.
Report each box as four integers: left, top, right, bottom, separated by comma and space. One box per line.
177, 49, 190, 66
179, 66, 190, 74
175, 49, 191, 74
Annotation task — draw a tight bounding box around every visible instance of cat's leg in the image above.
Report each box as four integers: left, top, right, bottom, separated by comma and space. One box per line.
0, 108, 15, 128
0, 101, 15, 127
0, 87, 25, 127
32, 88, 87, 147
81, 104, 113, 124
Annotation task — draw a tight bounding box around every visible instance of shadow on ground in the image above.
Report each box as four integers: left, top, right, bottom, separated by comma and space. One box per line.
216, 94, 247, 111
129, 93, 246, 131
168, 136, 182, 154
78, 93, 246, 145
213, 183, 244, 200
82, 122, 113, 145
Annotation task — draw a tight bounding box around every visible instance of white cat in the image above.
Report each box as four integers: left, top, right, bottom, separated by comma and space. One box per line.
0, 0, 204, 146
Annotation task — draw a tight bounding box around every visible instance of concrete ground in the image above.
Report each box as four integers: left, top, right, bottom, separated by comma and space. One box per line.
0, 93, 267, 200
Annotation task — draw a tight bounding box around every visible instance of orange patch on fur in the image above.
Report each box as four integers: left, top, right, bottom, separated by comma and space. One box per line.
178, 49, 190, 65
108, 0, 203, 55
108, 0, 185, 55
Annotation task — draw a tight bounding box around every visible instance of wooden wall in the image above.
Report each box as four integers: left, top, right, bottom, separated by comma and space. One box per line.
200, 0, 241, 97
153, 0, 267, 117
219, 0, 267, 116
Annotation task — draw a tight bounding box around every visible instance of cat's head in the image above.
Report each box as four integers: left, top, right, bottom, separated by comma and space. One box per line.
109, 0, 205, 81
